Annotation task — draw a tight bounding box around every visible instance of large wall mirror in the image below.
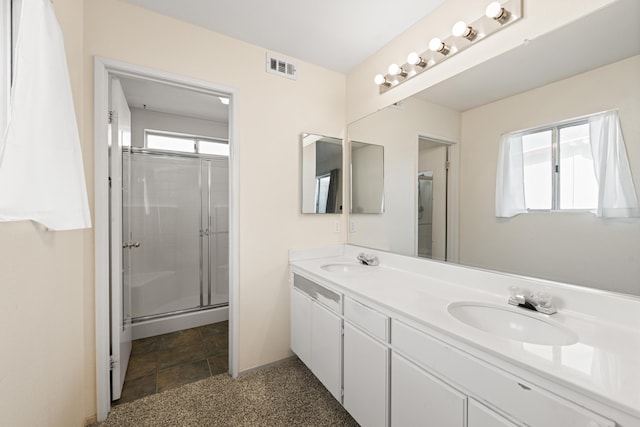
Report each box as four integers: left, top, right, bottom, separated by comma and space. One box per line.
347, 0, 640, 296
301, 133, 344, 214
351, 141, 384, 214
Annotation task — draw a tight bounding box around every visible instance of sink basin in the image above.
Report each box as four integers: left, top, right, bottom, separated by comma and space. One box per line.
320, 263, 373, 274
447, 302, 578, 346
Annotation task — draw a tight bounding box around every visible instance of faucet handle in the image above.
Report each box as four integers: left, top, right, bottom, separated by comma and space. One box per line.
508, 286, 525, 305
536, 291, 552, 308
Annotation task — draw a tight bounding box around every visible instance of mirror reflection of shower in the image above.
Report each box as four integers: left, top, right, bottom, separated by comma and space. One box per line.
418, 137, 449, 261
418, 173, 434, 258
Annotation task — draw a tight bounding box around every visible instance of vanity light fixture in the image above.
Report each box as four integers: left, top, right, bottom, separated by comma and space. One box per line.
452, 20, 478, 41
375, 0, 522, 94
486, 1, 511, 24
407, 52, 427, 68
429, 37, 451, 55
388, 63, 408, 77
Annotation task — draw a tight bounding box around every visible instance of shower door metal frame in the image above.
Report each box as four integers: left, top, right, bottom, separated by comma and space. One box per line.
126, 147, 229, 324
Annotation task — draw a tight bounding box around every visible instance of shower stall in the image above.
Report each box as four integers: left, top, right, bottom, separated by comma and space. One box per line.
417, 174, 434, 258
122, 148, 229, 338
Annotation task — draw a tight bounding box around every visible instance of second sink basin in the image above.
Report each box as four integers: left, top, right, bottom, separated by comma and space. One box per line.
448, 302, 578, 346
320, 263, 373, 274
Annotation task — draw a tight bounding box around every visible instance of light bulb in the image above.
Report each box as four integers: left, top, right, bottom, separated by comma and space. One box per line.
486, 1, 510, 23
452, 20, 478, 41
407, 52, 427, 68
485, 2, 502, 18
429, 37, 443, 52
388, 63, 407, 77
452, 21, 469, 37
374, 74, 387, 85
429, 38, 450, 55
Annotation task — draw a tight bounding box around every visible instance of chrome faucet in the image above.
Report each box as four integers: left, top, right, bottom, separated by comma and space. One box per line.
508, 286, 557, 315
357, 252, 379, 266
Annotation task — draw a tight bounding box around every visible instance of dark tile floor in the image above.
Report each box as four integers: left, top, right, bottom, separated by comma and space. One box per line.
114, 320, 229, 405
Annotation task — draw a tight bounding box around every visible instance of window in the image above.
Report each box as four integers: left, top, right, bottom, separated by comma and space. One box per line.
521, 120, 598, 211
496, 110, 639, 218
145, 131, 229, 156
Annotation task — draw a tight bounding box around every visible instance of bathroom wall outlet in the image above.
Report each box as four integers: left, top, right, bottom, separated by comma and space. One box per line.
350, 220, 356, 233
334, 220, 341, 233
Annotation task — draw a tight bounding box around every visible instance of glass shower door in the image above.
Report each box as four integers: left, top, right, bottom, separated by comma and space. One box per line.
205, 157, 229, 307
128, 152, 202, 319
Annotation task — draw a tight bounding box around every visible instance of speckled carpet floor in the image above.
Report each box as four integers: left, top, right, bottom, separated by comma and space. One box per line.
94, 358, 359, 426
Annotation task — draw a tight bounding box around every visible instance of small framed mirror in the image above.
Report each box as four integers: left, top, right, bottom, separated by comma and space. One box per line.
351, 141, 384, 214
301, 133, 344, 214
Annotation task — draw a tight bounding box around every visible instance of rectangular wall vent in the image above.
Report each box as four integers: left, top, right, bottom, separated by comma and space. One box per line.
266, 52, 297, 80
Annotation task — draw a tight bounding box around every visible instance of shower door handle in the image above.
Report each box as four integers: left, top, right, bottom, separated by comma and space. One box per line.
122, 241, 141, 249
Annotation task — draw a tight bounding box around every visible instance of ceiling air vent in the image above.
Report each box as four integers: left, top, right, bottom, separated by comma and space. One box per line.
266, 52, 297, 80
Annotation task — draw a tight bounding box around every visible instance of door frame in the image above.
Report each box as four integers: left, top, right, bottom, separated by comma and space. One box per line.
415, 134, 459, 263
94, 56, 240, 421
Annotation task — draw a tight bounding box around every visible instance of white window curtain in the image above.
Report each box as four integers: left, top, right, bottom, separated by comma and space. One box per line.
589, 110, 640, 218
0, 0, 91, 230
495, 132, 527, 218
495, 111, 639, 218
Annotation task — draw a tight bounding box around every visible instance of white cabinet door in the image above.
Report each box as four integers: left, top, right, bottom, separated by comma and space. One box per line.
344, 323, 388, 427
391, 353, 466, 427
311, 301, 342, 401
468, 398, 518, 427
290, 288, 312, 367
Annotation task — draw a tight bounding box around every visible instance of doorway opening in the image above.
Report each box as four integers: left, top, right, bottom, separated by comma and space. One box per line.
94, 58, 238, 422
417, 137, 450, 261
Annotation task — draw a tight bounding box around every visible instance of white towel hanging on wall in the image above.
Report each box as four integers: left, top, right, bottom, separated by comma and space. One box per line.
0, 0, 91, 230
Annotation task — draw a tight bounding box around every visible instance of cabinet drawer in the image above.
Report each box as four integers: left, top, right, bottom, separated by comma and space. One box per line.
344, 297, 389, 341
392, 320, 615, 427
293, 273, 341, 313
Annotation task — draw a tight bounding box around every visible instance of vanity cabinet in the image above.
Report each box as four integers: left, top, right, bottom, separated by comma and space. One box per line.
392, 319, 616, 427
290, 274, 342, 401
467, 399, 518, 427
343, 297, 390, 427
391, 352, 466, 427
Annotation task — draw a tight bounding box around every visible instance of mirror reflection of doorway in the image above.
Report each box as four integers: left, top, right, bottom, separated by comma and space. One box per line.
418, 174, 434, 258
418, 137, 449, 261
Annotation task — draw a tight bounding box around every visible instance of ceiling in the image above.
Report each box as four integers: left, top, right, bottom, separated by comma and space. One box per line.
119, 77, 229, 122
118, 0, 639, 122
126, 0, 445, 73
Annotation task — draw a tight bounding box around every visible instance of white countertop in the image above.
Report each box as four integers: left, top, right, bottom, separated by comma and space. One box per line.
290, 245, 640, 420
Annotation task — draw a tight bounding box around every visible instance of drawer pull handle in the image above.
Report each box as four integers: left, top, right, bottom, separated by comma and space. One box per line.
517, 382, 531, 391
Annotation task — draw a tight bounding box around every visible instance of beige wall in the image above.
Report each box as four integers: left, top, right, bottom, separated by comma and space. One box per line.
83, 0, 346, 417
459, 55, 640, 295
346, 0, 617, 123
3, 0, 345, 424
130, 108, 229, 147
